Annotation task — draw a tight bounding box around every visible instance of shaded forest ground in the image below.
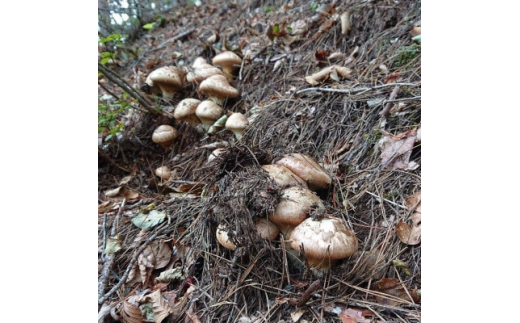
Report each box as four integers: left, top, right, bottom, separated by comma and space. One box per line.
98, 0, 421, 322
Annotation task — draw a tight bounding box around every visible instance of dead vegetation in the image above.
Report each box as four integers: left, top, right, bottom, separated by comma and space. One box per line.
98, 0, 421, 322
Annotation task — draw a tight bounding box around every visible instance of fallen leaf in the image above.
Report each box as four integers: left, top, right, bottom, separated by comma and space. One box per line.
378, 129, 418, 170
138, 240, 172, 283
121, 295, 144, 323
291, 309, 305, 322
148, 289, 174, 323
156, 267, 183, 283
397, 191, 421, 245
373, 278, 419, 305
105, 234, 122, 254
338, 308, 372, 323
132, 210, 166, 229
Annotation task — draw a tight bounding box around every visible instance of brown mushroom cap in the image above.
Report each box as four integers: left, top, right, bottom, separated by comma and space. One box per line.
187, 62, 226, 83
216, 224, 237, 250
199, 74, 239, 105
268, 186, 325, 227
255, 218, 280, 240
212, 51, 242, 79
195, 100, 223, 131
275, 153, 331, 191
152, 125, 178, 150
261, 164, 308, 188
146, 66, 185, 100
289, 216, 358, 275
174, 98, 202, 126
225, 112, 249, 140
155, 166, 171, 181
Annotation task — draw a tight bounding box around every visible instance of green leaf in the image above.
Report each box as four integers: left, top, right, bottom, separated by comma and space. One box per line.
143, 23, 155, 30
287, 26, 292, 32
131, 210, 166, 229
273, 24, 279, 34
100, 57, 110, 65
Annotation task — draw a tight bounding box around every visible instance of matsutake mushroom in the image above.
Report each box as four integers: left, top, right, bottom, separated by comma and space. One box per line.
275, 153, 331, 191
152, 125, 177, 150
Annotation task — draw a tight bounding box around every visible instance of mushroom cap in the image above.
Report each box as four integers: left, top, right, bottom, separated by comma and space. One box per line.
155, 166, 171, 181
255, 218, 280, 241
195, 100, 223, 129
212, 51, 242, 73
261, 164, 308, 188
146, 66, 185, 99
275, 153, 331, 190
152, 125, 178, 146
289, 216, 358, 264
268, 186, 325, 227
192, 57, 208, 68
174, 98, 202, 126
187, 64, 226, 83
216, 224, 237, 250
225, 112, 249, 140
199, 74, 239, 103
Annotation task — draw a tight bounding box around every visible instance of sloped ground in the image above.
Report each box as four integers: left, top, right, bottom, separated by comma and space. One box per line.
98, 0, 421, 322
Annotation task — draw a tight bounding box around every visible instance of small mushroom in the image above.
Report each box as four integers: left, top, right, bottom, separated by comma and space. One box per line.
268, 186, 325, 235
187, 61, 226, 83
155, 166, 171, 181
275, 153, 331, 191
195, 100, 223, 131
261, 164, 307, 188
225, 112, 249, 140
145, 66, 186, 100
289, 216, 358, 277
212, 51, 242, 80
152, 125, 178, 150
255, 218, 280, 241
174, 98, 202, 126
199, 74, 240, 105
216, 224, 236, 250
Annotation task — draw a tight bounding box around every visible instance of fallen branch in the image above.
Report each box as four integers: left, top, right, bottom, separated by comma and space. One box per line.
295, 279, 322, 307
380, 86, 401, 118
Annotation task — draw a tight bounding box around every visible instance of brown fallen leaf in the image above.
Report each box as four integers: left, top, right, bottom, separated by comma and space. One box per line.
373, 278, 420, 306
397, 190, 421, 245
378, 128, 418, 170
338, 307, 373, 323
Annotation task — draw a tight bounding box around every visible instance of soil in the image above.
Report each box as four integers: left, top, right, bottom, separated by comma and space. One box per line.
98, 1, 421, 322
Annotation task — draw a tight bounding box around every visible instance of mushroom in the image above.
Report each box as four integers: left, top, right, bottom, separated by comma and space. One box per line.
155, 166, 171, 181
225, 112, 249, 140
275, 153, 331, 191
199, 74, 239, 105
187, 62, 226, 83
173, 98, 202, 126
195, 100, 223, 131
145, 66, 186, 100
254, 218, 280, 241
261, 164, 308, 188
152, 125, 178, 150
216, 224, 236, 250
289, 216, 358, 276
212, 51, 242, 80
268, 186, 325, 237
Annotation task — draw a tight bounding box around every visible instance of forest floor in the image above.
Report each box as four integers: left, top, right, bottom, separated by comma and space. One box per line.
98, 1, 421, 322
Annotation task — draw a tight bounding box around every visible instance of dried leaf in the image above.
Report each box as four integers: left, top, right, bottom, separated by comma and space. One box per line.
405, 191, 421, 212
105, 234, 122, 254
338, 308, 374, 323
378, 129, 418, 170
121, 295, 144, 323
397, 191, 421, 245
373, 278, 418, 306
156, 267, 183, 283
98, 200, 115, 213
291, 309, 305, 322
119, 175, 134, 185
105, 186, 122, 197
148, 290, 174, 323
132, 210, 166, 229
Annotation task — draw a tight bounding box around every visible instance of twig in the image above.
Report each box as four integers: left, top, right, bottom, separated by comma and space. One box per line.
295, 82, 418, 95
98, 199, 126, 301
380, 86, 400, 118
98, 227, 164, 305
98, 63, 154, 111
98, 81, 122, 101
383, 96, 421, 103
365, 191, 408, 210
153, 28, 196, 52
295, 279, 321, 307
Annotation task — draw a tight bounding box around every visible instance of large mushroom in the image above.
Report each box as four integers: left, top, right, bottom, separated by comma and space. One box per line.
173, 98, 201, 126
289, 216, 358, 277
261, 164, 307, 188
268, 186, 325, 237
195, 100, 223, 131
152, 125, 178, 150
187, 58, 226, 83
199, 74, 239, 105
144, 66, 186, 100
275, 153, 331, 191
212, 51, 242, 81
225, 112, 249, 140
